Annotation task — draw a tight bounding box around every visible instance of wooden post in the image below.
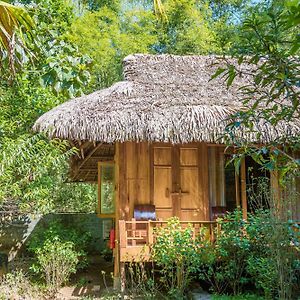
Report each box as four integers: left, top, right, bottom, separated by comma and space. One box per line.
119, 220, 127, 248
148, 221, 154, 245
235, 171, 241, 208
131, 218, 136, 246
172, 146, 181, 218
113, 143, 120, 290
241, 158, 247, 220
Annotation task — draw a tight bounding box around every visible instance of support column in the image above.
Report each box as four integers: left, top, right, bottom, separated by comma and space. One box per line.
241, 158, 247, 220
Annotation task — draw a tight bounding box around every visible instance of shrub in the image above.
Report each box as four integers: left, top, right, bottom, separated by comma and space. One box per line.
28, 220, 91, 269
197, 211, 251, 295
30, 238, 79, 294
197, 209, 300, 298
0, 270, 43, 300
151, 217, 201, 299
126, 261, 157, 299
246, 211, 300, 299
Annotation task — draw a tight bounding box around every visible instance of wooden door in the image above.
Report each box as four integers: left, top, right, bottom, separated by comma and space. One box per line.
153, 146, 173, 219
179, 146, 201, 221
152, 144, 203, 221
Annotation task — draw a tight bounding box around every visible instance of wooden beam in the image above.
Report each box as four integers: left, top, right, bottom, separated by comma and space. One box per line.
76, 169, 98, 172
172, 145, 180, 218
150, 144, 154, 204
114, 142, 121, 289
241, 158, 247, 220
86, 156, 114, 160
77, 140, 91, 159
83, 170, 91, 182
78, 143, 103, 170
235, 171, 241, 208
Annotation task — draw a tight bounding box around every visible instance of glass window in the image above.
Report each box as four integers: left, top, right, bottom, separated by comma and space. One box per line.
98, 162, 115, 215
208, 147, 237, 218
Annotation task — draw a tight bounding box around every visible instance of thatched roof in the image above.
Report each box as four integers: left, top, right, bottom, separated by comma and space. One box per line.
33, 54, 300, 144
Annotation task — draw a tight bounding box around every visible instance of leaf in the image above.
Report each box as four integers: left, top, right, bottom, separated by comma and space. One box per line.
210, 67, 226, 81
226, 65, 237, 88
0, 1, 34, 75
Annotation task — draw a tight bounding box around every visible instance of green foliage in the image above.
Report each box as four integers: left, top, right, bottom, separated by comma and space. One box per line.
40, 41, 92, 97
197, 211, 251, 295
126, 261, 158, 299
0, 0, 96, 215
0, 135, 73, 214
196, 208, 300, 298
155, 0, 218, 54
214, 0, 300, 178
25, 0, 92, 97
30, 238, 79, 293
28, 220, 91, 269
68, 6, 157, 89
0, 1, 34, 77
246, 210, 300, 299
151, 217, 201, 298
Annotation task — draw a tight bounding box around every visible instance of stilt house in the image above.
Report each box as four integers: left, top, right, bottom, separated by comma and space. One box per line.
34, 54, 300, 284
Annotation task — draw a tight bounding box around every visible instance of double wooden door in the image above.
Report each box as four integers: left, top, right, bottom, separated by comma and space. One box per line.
152, 144, 208, 221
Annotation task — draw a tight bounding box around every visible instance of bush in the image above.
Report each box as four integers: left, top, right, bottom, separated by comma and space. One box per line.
246, 211, 300, 299
0, 270, 43, 300
28, 220, 91, 269
30, 238, 79, 294
151, 217, 201, 299
197, 211, 251, 295
197, 209, 300, 298
27, 220, 91, 293
126, 261, 157, 299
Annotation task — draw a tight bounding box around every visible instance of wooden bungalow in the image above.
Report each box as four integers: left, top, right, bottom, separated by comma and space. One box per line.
33, 54, 300, 286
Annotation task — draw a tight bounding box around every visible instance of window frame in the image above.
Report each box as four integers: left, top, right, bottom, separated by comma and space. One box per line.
97, 161, 116, 218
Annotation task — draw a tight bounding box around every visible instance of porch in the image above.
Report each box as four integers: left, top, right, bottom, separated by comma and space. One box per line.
118, 219, 219, 262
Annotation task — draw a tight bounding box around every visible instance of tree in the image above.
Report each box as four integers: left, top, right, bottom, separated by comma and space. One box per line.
0, 1, 34, 76
0, 0, 95, 218
215, 0, 300, 179
153, 0, 219, 54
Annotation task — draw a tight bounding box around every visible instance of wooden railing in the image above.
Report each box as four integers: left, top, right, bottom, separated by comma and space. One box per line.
119, 220, 218, 262
118, 220, 300, 262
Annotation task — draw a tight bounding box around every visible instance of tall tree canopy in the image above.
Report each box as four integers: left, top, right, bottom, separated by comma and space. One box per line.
1, 0, 285, 217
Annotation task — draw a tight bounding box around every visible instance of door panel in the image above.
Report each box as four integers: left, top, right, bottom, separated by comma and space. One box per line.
180, 148, 198, 166
153, 167, 172, 208
180, 167, 199, 209
153, 146, 173, 219
152, 144, 203, 221
179, 146, 201, 221
154, 147, 172, 165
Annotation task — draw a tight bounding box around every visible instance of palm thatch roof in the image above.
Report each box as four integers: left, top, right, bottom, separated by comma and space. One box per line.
33, 54, 300, 144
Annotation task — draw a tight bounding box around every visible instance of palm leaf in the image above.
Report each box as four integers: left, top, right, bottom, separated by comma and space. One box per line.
0, 1, 34, 75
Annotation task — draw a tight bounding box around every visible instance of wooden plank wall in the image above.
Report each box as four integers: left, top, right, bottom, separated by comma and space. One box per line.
116, 142, 210, 221
117, 142, 151, 221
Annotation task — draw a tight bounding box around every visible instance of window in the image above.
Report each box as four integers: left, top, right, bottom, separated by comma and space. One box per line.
98, 162, 115, 217
208, 147, 238, 218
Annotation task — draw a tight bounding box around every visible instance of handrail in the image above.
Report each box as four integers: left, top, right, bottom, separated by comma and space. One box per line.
123, 220, 217, 224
